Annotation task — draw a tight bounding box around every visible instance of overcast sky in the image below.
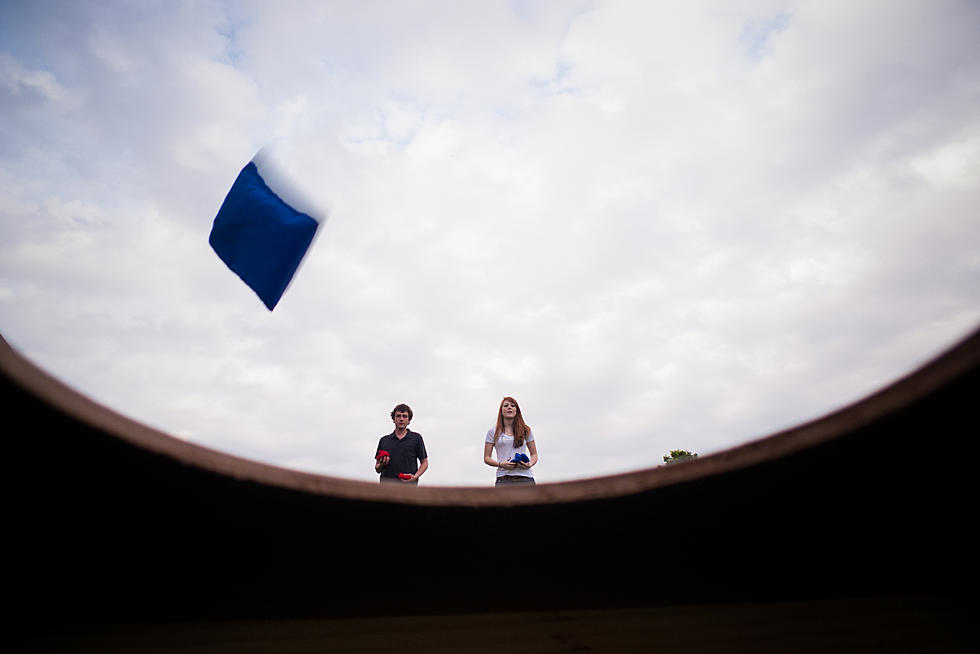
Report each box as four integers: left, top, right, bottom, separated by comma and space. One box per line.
1, 1, 978, 486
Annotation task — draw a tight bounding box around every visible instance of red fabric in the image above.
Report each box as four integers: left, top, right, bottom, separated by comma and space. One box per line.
376, 450, 390, 460
398, 473, 413, 480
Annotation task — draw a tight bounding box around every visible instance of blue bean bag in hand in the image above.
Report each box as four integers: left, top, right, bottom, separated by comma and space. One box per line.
510, 452, 530, 464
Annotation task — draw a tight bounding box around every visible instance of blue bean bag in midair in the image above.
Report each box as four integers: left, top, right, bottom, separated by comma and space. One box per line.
209, 149, 327, 310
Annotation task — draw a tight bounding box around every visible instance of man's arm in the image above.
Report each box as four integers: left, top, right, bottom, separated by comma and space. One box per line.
406, 458, 428, 482
375, 439, 389, 473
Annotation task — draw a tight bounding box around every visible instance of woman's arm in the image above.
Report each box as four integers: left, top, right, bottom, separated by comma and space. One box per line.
484, 442, 516, 469
520, 440, 538, 468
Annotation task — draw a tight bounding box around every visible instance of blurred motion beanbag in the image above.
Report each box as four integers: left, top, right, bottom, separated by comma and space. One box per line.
209, 159, 320, 310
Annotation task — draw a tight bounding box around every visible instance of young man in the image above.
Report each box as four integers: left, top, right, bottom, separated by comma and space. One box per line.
374, 403, 428, 484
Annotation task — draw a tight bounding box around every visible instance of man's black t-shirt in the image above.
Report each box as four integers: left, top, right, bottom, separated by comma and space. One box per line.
376, 430, 427, 483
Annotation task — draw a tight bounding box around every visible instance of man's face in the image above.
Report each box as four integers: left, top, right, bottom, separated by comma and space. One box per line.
392, 411, 411, 430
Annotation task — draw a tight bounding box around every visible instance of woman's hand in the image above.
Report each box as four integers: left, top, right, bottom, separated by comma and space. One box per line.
499, 460, 518, 470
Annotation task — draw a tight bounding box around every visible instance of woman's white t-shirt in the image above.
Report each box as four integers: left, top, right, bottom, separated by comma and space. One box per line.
485, 428, 534, 479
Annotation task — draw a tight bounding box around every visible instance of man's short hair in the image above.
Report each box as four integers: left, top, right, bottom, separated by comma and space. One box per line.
390, 403, 413, 420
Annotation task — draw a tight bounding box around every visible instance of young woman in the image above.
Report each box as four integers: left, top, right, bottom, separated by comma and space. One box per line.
483, 396, 538, 485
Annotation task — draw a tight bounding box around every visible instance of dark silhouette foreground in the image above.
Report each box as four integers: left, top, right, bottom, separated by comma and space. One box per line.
4, 328, 978, 652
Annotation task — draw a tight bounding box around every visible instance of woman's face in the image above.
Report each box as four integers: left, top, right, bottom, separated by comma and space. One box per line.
501, 400, 518, 419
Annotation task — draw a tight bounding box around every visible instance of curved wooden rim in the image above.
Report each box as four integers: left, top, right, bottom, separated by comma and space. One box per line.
3, 326, 978, 507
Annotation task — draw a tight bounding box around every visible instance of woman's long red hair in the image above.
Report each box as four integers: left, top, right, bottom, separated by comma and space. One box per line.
494, 396, 531, 447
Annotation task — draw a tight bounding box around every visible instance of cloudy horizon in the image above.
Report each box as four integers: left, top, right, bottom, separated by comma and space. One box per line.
1, 0, 978, 486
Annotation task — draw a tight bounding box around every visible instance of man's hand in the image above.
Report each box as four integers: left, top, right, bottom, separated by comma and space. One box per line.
375, 455, 390, 472
398, 473, 414, 482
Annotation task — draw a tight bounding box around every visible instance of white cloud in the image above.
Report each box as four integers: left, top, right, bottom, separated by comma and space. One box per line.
1, 1, 978, 486
0, 52, 75, 104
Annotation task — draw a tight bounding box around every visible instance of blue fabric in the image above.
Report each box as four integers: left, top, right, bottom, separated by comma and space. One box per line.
510, 452, 530, 463
209, 161, 319, 310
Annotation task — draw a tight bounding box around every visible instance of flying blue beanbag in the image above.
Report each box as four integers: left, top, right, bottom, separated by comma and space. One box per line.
209, 158, 322, 311
510, 452, 530, 464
